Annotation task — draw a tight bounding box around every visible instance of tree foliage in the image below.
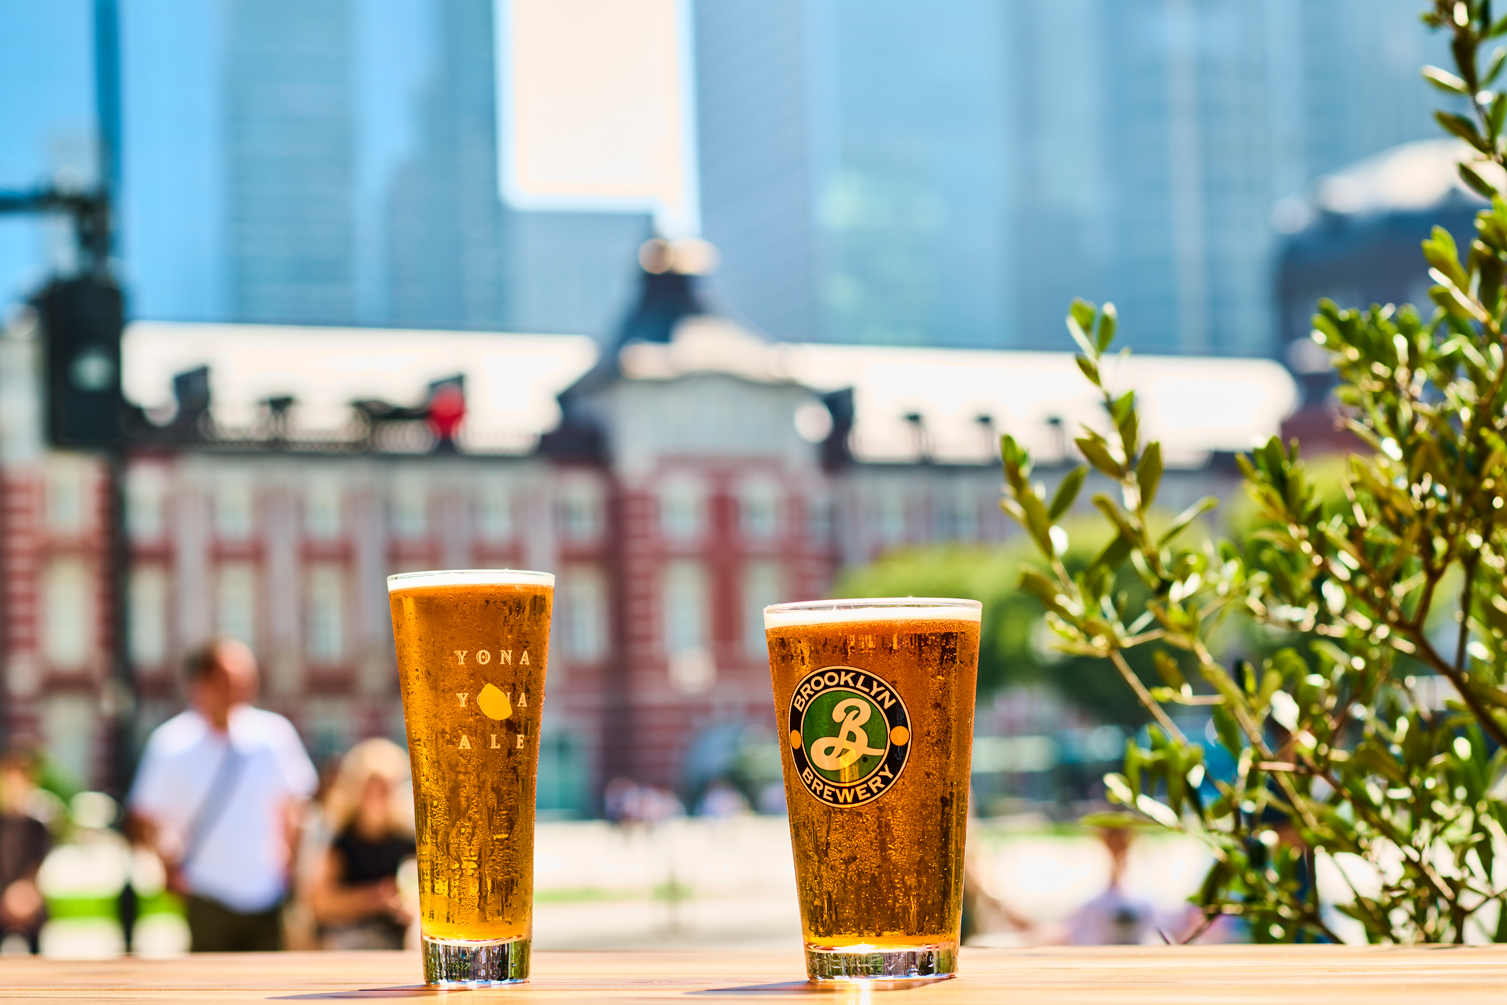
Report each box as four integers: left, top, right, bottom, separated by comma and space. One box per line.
1000, 2, 1507, 944
833, 535, 1168, 724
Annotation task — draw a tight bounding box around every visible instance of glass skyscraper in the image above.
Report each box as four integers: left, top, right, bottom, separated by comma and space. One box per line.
0, 0, 1455, 354
696, 0, 1447, 354
114, 0, 646, 334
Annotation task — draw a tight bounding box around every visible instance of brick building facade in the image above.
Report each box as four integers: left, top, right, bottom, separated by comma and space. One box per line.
0, 262, 1295, 810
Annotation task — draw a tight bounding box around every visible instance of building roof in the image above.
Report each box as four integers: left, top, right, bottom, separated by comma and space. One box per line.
124, 320, 1297, 466
780, 343, 1298, 467
123, 322, 598, 454
1273, 138, 1502, 234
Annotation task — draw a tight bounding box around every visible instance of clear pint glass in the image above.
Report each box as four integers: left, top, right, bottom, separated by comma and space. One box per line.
387, 569, 553, 984
764, 598, 981, 982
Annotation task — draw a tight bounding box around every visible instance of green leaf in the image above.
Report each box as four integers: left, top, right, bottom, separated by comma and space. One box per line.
1069, 298, 1098, 335
1092, 493, 1140, 541
1137, 441, 1164, 509
1020, 490, 1054, 554
1018, 567, 1066, 614
1423, 65, 1471, 94
1111, 391, 1138, 455
1096, 302, 1118, 352
1158, 496, 1217, 546
1210, 703, 1242, 756
1066, 315, 1095, 357
1075, 353, 1101, 387
1423, 225, 1470, 289
1075, 435, 1124, 477
1486, 46, 1507, 85
1048, 465, 1088, 521
1000, 434, 1030, 491
1436, 110, 1492, 153
1077, 810, 1158, 830
1154, 650, 1187, 689
1093, 532, 1135, 572
1460, 161, 1499, 199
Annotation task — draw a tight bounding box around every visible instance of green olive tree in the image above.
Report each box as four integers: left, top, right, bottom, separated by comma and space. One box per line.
1000, 2, 1507, 943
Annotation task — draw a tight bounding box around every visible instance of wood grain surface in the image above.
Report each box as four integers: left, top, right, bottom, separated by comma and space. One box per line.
2, 946, 1507, 1004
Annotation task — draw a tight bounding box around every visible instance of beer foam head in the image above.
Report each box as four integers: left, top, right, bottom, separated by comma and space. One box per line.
763, 598, 981, 630
387, 568, 555, 593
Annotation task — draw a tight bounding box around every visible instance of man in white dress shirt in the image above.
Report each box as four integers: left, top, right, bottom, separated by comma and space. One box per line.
128, 639, 317, 951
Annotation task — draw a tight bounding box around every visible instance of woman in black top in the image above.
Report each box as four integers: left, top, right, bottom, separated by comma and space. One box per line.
0, 750, 50, 954
309, 739, 416, 950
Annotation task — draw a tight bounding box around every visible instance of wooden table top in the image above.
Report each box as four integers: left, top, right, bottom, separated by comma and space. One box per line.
4, 946, 1507, 1004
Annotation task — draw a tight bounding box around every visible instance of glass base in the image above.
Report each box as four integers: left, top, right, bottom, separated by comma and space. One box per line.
804, 943, 957, 982
422, 935, 530, 985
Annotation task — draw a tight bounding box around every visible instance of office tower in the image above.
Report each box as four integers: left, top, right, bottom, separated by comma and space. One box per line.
694, 0, 1445, 355
225, 0, 356, 324
692, 0, 824, 340
384, 0, 507, 328
113, 0, 644, 335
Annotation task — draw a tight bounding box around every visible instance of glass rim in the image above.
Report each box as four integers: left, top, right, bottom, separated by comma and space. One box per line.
764, 597, 981, 628
386, 568, 555, 592
763, 597, 981, 614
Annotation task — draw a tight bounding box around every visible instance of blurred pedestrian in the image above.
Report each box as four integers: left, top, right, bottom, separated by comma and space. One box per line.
0, 746, 50, 954
127, 638, 317, 951
307, 738, 415, 950
603, 778, 684, 825
1064, 827, 1160, 945
694, 780, 748, 818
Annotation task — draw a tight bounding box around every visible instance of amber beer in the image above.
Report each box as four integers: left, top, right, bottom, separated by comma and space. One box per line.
388, 569, 553, 985
765, 598, 981, 982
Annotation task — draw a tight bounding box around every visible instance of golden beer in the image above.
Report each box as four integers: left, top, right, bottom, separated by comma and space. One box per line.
764, 598, 981, 981
388, 569, 553, 984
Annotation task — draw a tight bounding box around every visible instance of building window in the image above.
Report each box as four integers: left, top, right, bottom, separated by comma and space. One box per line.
739, 478, 781, 541
873, 492, 905, 545
129, 565, 169, 667
216, 561, 258, 646
389, 480, 429, 539
476, 480, 515, 542
659, 475, 704, 541
127, 465, 167, 541
41, 694, 95, 789
305, 477, 343, 539
556, 480, 602, 543
663, 560, 708, 654
663, 560, 714, 694
306, 563, 346, 664
934, 492, 977, 542
214, 474, 255, 540
43, 558, 92, 669
742, 561, 783, 659
45, 460, 88, 534
806, 492, 833, 544
559, 565, 607, 662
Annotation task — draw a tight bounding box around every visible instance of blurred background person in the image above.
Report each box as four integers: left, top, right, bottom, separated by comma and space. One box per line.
126, 639, 317, 952
306, 738, 415, 950
0, 746, 50, 954
1064, 827, 1195, 945
693, 779, 748, 818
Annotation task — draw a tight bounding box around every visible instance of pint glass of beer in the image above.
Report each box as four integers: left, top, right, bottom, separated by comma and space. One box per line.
388, 569, 553, 984
764, 598, 981, 982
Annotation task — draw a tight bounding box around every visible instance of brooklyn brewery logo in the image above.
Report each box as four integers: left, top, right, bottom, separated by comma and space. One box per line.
787, 665, 911, 807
